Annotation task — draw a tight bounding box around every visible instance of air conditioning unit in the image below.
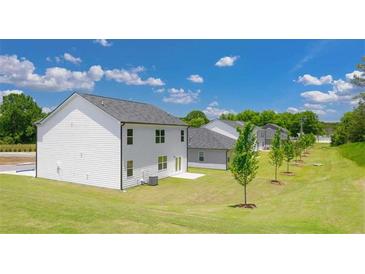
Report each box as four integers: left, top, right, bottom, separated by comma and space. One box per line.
148, 176, 158, 186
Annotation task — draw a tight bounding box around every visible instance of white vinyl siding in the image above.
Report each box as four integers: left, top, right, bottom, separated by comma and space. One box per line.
122, 124, 187, 189
37, 94, 121, 189
188, 148, 228, 170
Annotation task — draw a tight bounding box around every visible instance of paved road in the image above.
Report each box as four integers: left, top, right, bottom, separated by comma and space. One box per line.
0, 152, 36, 157
0, 163, 35, 172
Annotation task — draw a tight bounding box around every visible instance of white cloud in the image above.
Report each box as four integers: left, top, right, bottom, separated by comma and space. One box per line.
300, 90, 342, 103
163, 88, 200, 104
105, 67, 165, 86
63, 53, 82, 65
42, 106, 55, 114
94, 39, 112, 47
153, 88, 165, 93
296, 74, 333, 85
215, 56, 239, 67
345, 70, 364, 80
0, 55, 103, 92
187, 74, 204, 83
0, 89, 23, 103
203, 101, 235, 118
332, 79, 356, 93
287, 107, 299, 113
303, 103, 324, 110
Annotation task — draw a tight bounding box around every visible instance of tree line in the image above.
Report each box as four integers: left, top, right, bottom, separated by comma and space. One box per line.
182, 108, 324, 137
331, 57, 365, 146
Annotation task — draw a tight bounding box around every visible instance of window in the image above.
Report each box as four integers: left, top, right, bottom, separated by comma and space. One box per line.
199, 151, 204, 162
158, 156, 167, 170
127, 160, 133, 177
155, 129, 165, 143
181, 130, 185, 142
127, 129, 133, 145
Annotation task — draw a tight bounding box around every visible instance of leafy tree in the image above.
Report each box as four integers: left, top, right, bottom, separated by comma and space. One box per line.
0, 93, 45, 144
219, 112, 236, 121
331, 93, 365, 145
183, 110, 209, 127
282, 135, 294, 173
269, 129, 283, 181
236, 110, 260, 124
293, 140, 303, 162
185, 110, 209, 123
187, 117, 206, 128
230, 122, 259, 207
258, 110, 277, 126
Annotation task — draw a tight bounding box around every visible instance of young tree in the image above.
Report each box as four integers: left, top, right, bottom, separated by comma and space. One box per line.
269, 129, 283, 182
293, 140, 303, 162
282, 135, 294, 174
230, 122, 259, 208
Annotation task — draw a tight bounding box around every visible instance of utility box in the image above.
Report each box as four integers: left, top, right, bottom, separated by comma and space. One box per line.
148, 176, 158, 186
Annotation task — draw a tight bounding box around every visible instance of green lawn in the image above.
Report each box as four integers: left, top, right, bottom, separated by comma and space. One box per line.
338, 142, 365, 167
1, 143, 364, 233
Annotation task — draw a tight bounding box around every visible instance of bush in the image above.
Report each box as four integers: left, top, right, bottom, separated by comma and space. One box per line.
0, 144, 36, 152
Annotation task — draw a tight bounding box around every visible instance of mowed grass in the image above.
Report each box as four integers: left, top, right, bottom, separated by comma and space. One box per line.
0, 144, 364, 233
338, 142, 365, 167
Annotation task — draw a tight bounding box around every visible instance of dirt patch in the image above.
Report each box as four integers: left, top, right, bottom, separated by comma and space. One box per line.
0, 157, 35, 165
270, 180, 284, 185
230, 203, 257, 209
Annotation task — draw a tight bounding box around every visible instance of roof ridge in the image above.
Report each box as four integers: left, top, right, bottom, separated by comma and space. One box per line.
77, 92, 149, 106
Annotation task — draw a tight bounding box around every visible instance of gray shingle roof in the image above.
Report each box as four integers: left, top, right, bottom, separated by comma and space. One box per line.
188, 128, 236, 150
219, 119, 244, 128
262, 123, 289, 133
79, 93, 186, 126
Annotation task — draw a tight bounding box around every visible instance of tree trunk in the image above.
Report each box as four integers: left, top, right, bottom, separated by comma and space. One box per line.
275, 165, 278, 181
244, 184, 247, 205
287, 161, 289, 173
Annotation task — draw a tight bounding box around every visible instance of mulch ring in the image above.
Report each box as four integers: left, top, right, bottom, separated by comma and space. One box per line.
270, 180, 285, 185
281, 171, 295, 176
230, 203, 257, 209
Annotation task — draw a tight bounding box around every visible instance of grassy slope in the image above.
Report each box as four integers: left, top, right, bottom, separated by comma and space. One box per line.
338, 142, 365, 167
0, 144, 364, 233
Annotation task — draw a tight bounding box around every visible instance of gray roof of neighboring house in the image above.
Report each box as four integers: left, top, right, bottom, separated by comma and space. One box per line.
79, 93, 187, 126
188, 128, 236, 150
262, 123, 289, 133
219, 119, 244, 128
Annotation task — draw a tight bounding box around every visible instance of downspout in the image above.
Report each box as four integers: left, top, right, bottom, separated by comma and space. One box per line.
225, 150, 228, 170
186, 126, 189, 172
120, 122, 125, 190
35, 125, 38, 178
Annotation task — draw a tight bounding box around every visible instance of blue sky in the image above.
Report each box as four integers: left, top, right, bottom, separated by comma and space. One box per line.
0, 39, 364, 121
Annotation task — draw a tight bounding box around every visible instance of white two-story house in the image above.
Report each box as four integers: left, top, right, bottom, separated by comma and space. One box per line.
36, 92, 188, 190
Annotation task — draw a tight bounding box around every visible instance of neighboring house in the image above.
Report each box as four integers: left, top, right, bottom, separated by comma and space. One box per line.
36, 92, 188, 190
261, 123, 289, 147
203, 119, 266, 150
188, 128, 235, 170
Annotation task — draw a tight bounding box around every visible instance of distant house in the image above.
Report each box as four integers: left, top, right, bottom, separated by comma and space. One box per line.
202, 119, 266, 150
36, 93, 188, 190
188, 128, 235, 170
187, 120, 290, 170
261, 123, 289, 147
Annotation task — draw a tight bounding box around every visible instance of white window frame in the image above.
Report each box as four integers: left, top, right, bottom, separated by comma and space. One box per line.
127, 129, 133, 145
155, 129, 165, 144
127, 160, 133, 177
158, 155, 167, 171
